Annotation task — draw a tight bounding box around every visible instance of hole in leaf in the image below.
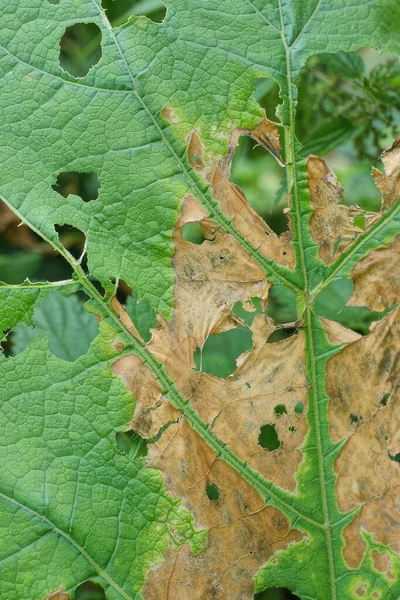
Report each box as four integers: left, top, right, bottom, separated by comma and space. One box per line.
11, 292, 98, 362
245, 382, 251, 389
0, 201, 73, 284
54, 225, 86, 261
288, 426, 296, 432
350, 413, 361, 426
255, 588, 300, 600
315, 279, 393, 335
380, 392, 391, 406
52, 171, 101, 202
206, 482, 220, 501
181, 222, 206, 245
47, 0, 60, 4
233, 297, 264, 326
101, 0, 166, 26
74, 581, 106, 600
125, 291, 157, 343
294, 402, 304, 414
193, 327, 253, 378
274, 404, 287, 416
258, 424, 280, 451
116, 430, 148, 460
388, 452, 400, 463
230, 136, 288, 235
266, 328, 298, 344
253, 78, 281, 121
59, 23, 102, 78
267, 285, 297, 324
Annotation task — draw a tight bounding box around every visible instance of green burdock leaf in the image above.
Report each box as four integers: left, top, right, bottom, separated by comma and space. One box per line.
0, 1, 400, 599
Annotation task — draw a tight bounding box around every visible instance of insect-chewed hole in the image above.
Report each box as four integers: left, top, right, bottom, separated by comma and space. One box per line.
193, 327, 253, 379
125, 290, 157, 343
10, 292, 98, 362
294, 402, 304, 414
267, 285, 297, 325
74, 580, 106, 600
116, 430, 148, 460
205, 482, 220, 501
254, 588, 300, 599
47, 0, 60, 4
181, 222, 206, 245
230, 135, 289, 236
54, 224, 86, 262
388, 451, 400, 463
266, 328, 298, 344
253, 78, 281, 122
101, 0, 166, 26
258, 424, 280, 451
274, 404, 287, 416
59, 23, 102, 78
315, 278, 392, 335
52, 171, 101, 202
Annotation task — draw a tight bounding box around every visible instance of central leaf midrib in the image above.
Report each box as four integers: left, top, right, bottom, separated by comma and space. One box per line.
277, 1, 338, 597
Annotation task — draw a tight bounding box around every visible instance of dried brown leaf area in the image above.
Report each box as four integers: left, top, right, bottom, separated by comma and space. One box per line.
113, 191, 306, 598
111, 128, 400, 598
327, 306, 400, 568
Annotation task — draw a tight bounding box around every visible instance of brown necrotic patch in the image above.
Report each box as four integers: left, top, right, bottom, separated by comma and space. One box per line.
346, 235, 400, 312
326, 308, 400, 564
185, 119, 294, 268
110, 190, 307, 598
142, 422, 304, 600
308, 134, 400, 265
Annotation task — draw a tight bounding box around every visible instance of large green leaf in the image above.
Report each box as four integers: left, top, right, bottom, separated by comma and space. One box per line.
1, 1, 400, 599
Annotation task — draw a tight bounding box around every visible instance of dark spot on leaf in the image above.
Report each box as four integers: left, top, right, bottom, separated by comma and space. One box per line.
116, 430, 148, 460
59, 23, 102, 78
52, 171, 101, 202
258, 424, 280, 451
274, 404, 287, 416
288, 426, 296, 432
206, 482, 220, 501
101, 0, 166, 26
181, 222, 206, 245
